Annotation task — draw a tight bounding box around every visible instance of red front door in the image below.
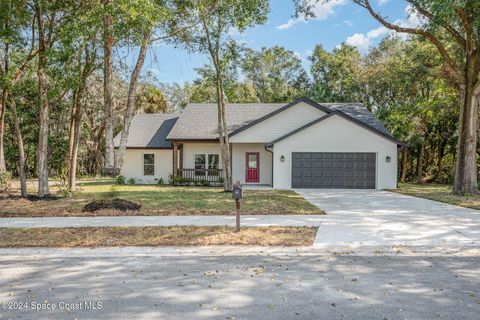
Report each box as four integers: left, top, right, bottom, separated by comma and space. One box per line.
245, 152, 260, 183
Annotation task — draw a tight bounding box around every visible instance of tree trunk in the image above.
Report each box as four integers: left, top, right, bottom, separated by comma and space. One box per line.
0, 94, 6, 172
435, 142, 446, 183
417, 143, 424, 184
68, 90, 82, 190
68, 92, 77, 160
401, 148, 408, 183
116, 30, 151, 171
35, 2, 50, 197
103, 0, 115, 176
453, 80, 479, 195
10, 99, 27, 197
215, 72, 232, 191
68, 46, 94, 191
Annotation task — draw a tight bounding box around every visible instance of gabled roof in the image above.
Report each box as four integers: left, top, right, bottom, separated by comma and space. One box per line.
320, 102, 391, 136
265, 111, 406, 147
166, 103, 285, 140
114, 113, 179, 149
228, 97, 331, 137
166, 97, 397, 142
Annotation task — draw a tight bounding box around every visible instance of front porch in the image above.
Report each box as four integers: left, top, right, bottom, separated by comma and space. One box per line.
171, 141, 273, 186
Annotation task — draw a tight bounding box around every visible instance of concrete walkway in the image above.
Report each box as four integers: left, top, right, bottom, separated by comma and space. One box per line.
296, 189, 480, 248
0, 215, 323, 228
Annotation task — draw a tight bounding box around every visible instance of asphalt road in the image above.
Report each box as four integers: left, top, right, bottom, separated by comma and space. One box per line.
1, 249, 479, 320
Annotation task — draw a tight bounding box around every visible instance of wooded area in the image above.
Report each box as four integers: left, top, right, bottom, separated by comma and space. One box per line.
0, 0, 478, 197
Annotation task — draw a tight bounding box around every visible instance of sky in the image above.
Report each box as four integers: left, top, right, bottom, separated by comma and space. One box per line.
135, 0, 416, 84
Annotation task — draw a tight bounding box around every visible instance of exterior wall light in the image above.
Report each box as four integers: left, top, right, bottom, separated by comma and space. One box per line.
280, 155, 285, 162
386, 156, 391, 163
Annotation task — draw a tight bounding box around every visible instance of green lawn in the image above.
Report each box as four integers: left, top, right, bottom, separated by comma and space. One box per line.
391, 183, 480, 210
0, 180, 323, 217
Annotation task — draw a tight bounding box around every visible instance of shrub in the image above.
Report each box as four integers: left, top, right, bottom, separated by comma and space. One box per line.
116, 175, 126, 185
156, 178, 164, 185
0, 170, 12, 192
127, 178, 137, 185
171, 175, 192, 185
200, 179, 209, 186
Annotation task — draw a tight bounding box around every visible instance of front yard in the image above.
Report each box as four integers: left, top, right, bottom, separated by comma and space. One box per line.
0, 179, 323, 217
0, 226, 317, 247
392, 183, 480, 210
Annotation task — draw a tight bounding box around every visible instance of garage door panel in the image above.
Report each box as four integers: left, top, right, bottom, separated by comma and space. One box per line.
292, 152, 376, 189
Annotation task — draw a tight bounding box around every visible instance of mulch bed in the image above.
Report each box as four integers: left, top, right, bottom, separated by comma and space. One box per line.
82, 198, 142, 212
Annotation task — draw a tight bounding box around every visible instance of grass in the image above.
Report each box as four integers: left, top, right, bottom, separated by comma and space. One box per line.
0, 179, 323, 217
0, 226, 317, 247
391, 183, 480, 210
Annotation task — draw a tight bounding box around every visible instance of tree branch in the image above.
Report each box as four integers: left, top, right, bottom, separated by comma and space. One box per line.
355, 0, 464, 85
407, 0, 466, 48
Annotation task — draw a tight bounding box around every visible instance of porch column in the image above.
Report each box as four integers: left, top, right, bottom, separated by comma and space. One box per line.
179, 143, 184, 170
229, 143, 233, 181
172, 142, 178, 177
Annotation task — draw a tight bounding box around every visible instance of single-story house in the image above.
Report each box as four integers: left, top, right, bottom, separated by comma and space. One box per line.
114, 97, 405, 189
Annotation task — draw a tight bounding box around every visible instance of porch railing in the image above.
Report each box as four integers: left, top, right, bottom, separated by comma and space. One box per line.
175, 169, 224, 184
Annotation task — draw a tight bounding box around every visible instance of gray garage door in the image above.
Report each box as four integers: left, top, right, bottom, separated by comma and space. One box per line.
292, 152, 376, 189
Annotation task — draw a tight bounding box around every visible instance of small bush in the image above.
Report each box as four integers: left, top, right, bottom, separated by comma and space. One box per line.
127, 178, 137, 185
0, 170, 12, 192
156, 178, 164, 185
171, 175, 193, 185
116, 175, 126, 185
200, 179, 209, 186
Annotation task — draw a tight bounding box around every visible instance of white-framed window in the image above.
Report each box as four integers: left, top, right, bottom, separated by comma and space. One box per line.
194, 153, 220, 175
208, 154, 219, 169
143, 153, 155, 176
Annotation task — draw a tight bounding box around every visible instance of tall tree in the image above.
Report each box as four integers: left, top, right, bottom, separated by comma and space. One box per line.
68, 45, 97, 190
296, 0, 480, 194
0, 0, 37, 197
102, 0, 115, 176
174, 0, 269, 191
242, 46, 309, 102
309, 44, 364, 104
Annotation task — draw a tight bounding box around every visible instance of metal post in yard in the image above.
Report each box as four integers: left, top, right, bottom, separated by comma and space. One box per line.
235, 199, 240, 232
232, 181, 242, 232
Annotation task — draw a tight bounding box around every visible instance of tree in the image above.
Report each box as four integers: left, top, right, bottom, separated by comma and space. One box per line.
173, 0, 269, 191
296, 0, 480, 194
0, 0, 38, 197
135, 85, 168, 113
102, 0, 115, 176
309, 44, 364, 104
242, 46, 309, 102
115, 0, 178, 172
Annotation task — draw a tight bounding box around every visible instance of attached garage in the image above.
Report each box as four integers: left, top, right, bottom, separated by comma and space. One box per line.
268, 111, 403, 190
291, 152, 376, 189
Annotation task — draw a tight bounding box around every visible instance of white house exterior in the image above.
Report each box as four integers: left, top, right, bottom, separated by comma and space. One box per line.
114, 98, 405, 189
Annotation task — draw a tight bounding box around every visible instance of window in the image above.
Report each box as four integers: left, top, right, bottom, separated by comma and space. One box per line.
143, 154, 155, 176
208, 154, 219, 169
195, 154, 206, 176
194, 154, 220, 176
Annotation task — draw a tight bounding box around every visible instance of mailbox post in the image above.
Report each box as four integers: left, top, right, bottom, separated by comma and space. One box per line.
232, 181, 242, 232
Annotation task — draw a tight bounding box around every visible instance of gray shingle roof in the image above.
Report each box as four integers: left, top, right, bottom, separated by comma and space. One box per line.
167, 99, 394, 140
320, 103, 391, 136
114, 113, 179, 148
166, 103, 285, 140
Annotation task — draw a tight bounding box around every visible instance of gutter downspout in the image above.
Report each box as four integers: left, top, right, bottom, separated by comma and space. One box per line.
265, 145, 274, 187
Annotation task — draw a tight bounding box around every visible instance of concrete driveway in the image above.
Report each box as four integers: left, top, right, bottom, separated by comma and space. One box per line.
296, 189, 480, 248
